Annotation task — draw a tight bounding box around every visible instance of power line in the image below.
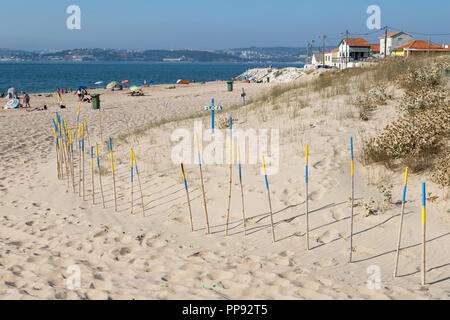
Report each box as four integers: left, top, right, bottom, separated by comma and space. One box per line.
387, 26, 450, 36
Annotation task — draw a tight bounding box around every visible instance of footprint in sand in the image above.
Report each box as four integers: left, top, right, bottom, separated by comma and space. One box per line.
316, 229, 341, 244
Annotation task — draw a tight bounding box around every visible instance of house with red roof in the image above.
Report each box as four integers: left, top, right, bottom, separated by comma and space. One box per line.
337, 38, 371, 68
392, 40, 450, 56
379, 31, 413, 56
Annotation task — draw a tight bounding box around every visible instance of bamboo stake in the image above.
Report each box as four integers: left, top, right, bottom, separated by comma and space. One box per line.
95, 143, 105, 208
52, 125, 61, 179
99, 108, 103, 142
394, 167, 408, 277
237, 144, 246, 235
196, 133, 210, 234
305, 144, 310, 250
262, 155, 276, 243
70, 134, 75, 194
91, 146, 95, 204
181, 163, 194, 232
82, 124, 85, 201
421, 182, 427, 286
225, 117, 233, 236
109, 137, 118, 212
78, 126, 82, 196
84, 120, 91, 150
130, 148, 134, 214
133, 151, 145, 217
349, 137, 355, 262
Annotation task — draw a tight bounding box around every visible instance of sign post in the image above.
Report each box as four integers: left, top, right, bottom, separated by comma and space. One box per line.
204, 98, 223, 134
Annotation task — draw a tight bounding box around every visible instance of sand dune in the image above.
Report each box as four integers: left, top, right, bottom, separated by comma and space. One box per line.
0, 78, 448, 300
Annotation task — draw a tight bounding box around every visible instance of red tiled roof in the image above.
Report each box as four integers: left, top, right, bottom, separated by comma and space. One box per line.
370, 44, 380, 52
396, 40, 450, 51
379, 31, 402, 39
345, 38, 370, 47
326, 48, 339, 54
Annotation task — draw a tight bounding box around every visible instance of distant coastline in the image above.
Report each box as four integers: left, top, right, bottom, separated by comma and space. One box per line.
0, 62, 303, 95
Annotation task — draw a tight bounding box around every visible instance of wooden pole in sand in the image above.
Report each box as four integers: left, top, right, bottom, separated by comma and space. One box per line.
109, 137, 118, 212
82, 124, 86, 201
305, 144, 310, 250
63, 121, 70, 191
53, 128, 61, 180
349, 137, 355, 263
421, 182, 427, 286
70, 132, 75, 194
78, 126, 82, 197
99, 108, 103, 142
95, 143, 105, 208
91, 146, 95, 204
133, 150, 145, 217
196, 133, 210, 234
237, 144, 247, 235
225, 117, 233, 236
394, 167, 408, 277
181, 163, 194, 232
262, 155, 276, 243
84, 120, 91, 150
130, 148, 134, 215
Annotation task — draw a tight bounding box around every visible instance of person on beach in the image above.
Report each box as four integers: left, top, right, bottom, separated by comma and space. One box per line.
7, 87, 18, 99
77, 88, 84, 101
22, 92, 31, 108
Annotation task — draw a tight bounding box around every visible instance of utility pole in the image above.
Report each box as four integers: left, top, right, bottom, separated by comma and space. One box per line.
322, 35, 326, 66
384, 26, 388, 58
310, 40, 314, 64
346, 30, 349, 68
305, 41, 309, 65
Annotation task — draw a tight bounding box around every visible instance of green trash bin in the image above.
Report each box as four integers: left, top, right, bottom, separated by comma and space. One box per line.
227, 81, 233, 92
91, 94, 100, 110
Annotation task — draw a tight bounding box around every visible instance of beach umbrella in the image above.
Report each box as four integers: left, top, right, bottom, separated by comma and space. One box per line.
4, 99, 21, 110
121, 80, 130, 84
130, 86, 141, 92
78, 86, 87, 90
106, 81, 121, 89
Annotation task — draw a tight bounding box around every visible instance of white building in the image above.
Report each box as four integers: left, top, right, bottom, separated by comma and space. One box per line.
337, 38, 371, 69
379, 31, 413, 56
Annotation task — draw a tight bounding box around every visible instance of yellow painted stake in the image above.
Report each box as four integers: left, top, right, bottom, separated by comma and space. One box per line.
109, 138, 118, 212
130, 149, 134, 215
237, 144, 247, 235
82, 124, 86, 201
91, 146, 95, 205
349, 137, 355, 262
225, 117, 233, 236
133, 151, 145, 217
96, 143, 105, 208
181, 163, 194, 232
394, 167, 408, 277
305, 144, 310, 250
196, 133, 210, 235
262, 155, 276, 243
421, 182, 427, 286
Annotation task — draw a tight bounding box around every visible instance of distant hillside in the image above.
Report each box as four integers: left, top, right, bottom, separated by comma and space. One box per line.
0, 47, 312, 63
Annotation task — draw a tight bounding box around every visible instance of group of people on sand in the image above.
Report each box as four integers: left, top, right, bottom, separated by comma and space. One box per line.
1, 88, 31, 108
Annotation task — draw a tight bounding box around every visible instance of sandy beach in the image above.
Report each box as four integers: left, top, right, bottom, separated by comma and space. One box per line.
0, 71, 448, 300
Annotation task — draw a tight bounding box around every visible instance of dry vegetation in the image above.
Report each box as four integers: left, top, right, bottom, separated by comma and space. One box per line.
361, 55, 449, 187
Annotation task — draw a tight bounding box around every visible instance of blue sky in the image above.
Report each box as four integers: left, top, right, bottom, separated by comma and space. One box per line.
2, 0, 449, 50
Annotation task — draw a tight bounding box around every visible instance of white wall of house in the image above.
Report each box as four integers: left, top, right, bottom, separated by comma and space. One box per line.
380, 32, 413, 55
